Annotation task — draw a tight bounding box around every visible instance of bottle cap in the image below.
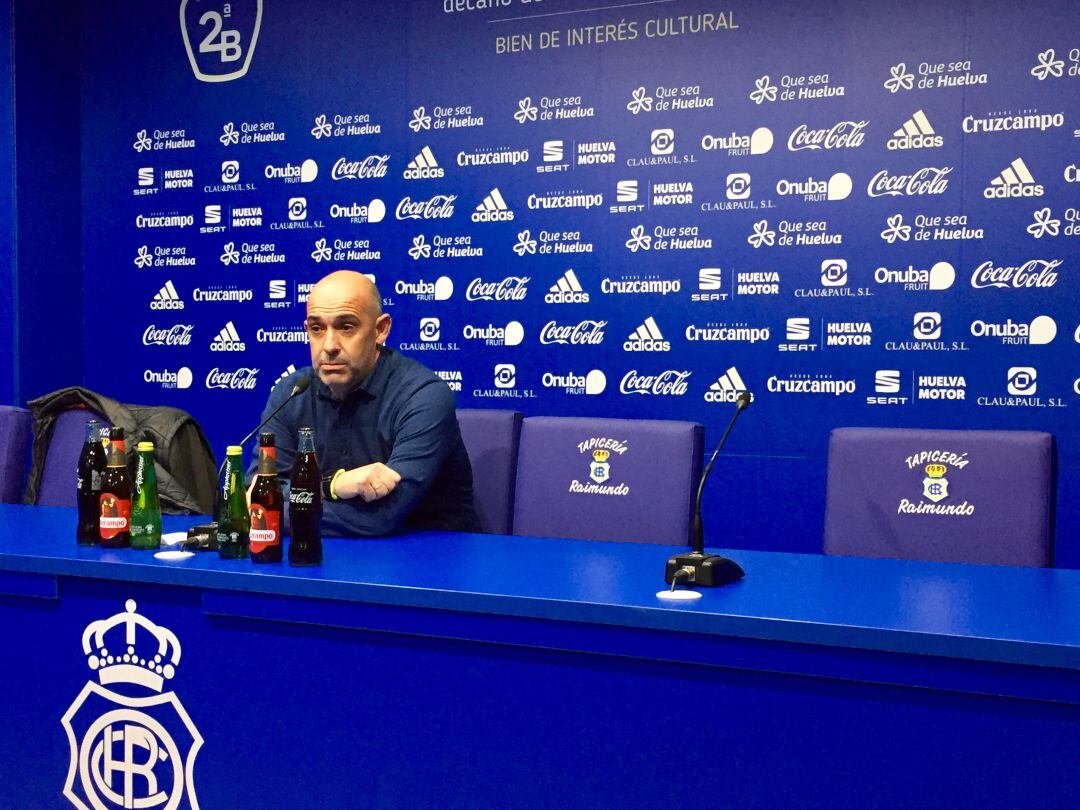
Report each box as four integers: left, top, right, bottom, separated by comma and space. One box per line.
226, 445, 243, 455
109, 427, 125, 439
259, 432, 276, 446
138, 441, 155, 451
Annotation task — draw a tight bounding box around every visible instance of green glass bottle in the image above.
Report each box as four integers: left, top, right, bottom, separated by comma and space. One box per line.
218, 445, 250, 559
130, 441, 162, 550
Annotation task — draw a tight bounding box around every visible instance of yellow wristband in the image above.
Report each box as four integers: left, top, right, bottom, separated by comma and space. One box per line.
329, 468, 347, 500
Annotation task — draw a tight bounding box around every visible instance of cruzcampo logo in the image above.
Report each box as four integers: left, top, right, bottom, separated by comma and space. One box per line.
180, 0, 263, 83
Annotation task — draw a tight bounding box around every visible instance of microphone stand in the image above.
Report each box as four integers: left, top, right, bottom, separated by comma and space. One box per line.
664, 393, 750, 587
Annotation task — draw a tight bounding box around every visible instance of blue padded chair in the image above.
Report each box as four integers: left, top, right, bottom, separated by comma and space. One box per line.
455, 409, 522, 535
513, 416, 704, 545
823, 427, 1055, 567
0, 406, 33, 503
35, 409, 109, 507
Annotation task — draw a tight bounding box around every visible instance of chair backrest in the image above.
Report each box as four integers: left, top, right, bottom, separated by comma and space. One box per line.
823, 427, 1055, 567
513, 416, 704, 545
455, 409, 522, 534
0, 406, 32, 504
36, 409, 109, 506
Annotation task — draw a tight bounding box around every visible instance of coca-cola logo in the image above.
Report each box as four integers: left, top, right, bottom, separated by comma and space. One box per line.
331, 155, 390, 180
290, 489, 315, 505
867, 167, 952, 197
205, 367, 260, 390
465, 276, 530, 302
539, 320, 607, 345
143, 324, 194, 346
787, 120, 868, 151
619, 369, 691, 396
395, 194, 457, 220
970, 259, 1061, 290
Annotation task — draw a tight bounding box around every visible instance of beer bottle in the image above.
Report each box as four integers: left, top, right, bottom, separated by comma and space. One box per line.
106, 426, 126, 455
288, 427, 322, 566
99, 439, 131, 548
218, 445, 250, 559
130, 442, 162, 550
249, 434, 284, 563
76, 419, 106, 545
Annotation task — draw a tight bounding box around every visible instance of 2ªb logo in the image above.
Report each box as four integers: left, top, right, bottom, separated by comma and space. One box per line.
180, 0, 262, 83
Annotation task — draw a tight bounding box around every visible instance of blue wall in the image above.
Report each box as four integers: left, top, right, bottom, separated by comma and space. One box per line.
7, 0, 1074, 560
0, 0, 14, 405
11, 0, 82, 404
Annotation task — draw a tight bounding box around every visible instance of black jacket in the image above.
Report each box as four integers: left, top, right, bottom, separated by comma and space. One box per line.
24, 387, 217, 514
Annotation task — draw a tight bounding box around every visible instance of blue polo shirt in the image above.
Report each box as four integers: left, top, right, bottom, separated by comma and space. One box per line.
250, 347, 479, 536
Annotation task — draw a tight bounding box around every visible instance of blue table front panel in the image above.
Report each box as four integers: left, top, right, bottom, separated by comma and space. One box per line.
2, 575, 1079, 809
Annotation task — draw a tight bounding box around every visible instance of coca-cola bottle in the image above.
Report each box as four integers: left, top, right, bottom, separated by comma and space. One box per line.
76, 420, 106, 545
288, 427, 322, 566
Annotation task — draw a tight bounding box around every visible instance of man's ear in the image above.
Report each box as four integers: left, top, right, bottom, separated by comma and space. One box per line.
375, 312, 392, 344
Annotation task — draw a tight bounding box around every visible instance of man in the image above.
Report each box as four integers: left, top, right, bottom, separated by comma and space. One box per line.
251, 270, 479, 536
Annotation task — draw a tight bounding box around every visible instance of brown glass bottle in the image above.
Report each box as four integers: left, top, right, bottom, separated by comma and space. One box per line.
99, 440, 131, 548
249, 435, 284, 563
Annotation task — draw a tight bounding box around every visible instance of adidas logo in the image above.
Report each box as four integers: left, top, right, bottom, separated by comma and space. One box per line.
472, 187, 514, 222
211, 321, 246, 352
623, 316, 669, 352
887, 110, 942, 150
545, 268, 589, 304
403, 146, 444, 180
276, 364, 298, 386
150, 280, 184, 311
704, 367, 752, 403
984, 157, 1044, 199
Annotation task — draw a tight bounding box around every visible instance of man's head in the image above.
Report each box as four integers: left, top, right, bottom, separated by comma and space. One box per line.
304, 270, 391, 399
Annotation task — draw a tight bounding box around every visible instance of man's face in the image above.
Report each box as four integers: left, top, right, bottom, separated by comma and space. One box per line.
305, 285, 390, 398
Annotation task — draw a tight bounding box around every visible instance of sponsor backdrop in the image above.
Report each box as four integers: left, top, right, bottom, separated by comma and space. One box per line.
79, 1, 1080, 560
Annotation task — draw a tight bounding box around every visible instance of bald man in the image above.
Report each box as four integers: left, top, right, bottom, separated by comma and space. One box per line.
250, 270, 479, 536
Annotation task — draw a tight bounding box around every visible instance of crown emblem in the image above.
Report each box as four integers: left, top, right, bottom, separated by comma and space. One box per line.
925, 464, 947, 479
592, 449, 611, 463
81, 600, 181, 692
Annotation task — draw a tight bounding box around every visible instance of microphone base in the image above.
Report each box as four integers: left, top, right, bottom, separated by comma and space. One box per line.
664, 551, 744, 588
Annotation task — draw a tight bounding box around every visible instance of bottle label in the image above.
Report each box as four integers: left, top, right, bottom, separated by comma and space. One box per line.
249, 504, 281, 553
99, 493, 131, 538
290, 489, 315, 505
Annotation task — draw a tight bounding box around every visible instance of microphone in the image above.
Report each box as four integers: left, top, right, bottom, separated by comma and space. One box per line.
664, 391, 751, 588
236, 376, 312, 451
190, 377, 312, 547
216, 376, 312, 483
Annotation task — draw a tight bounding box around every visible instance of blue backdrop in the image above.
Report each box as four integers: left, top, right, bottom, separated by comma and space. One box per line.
62, 0, 1080, 560
0, 4, 14, 407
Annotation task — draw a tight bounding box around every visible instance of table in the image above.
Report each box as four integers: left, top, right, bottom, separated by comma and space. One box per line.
1, 503, 1078, 808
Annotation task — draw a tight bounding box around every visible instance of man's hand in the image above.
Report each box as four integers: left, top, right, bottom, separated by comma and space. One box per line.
334, 462, 402, 502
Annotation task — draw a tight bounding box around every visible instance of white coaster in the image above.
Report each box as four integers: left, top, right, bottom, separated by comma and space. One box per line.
656, 589, 702, 601
161, 532, 188, 546
154, 550, 194, 562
